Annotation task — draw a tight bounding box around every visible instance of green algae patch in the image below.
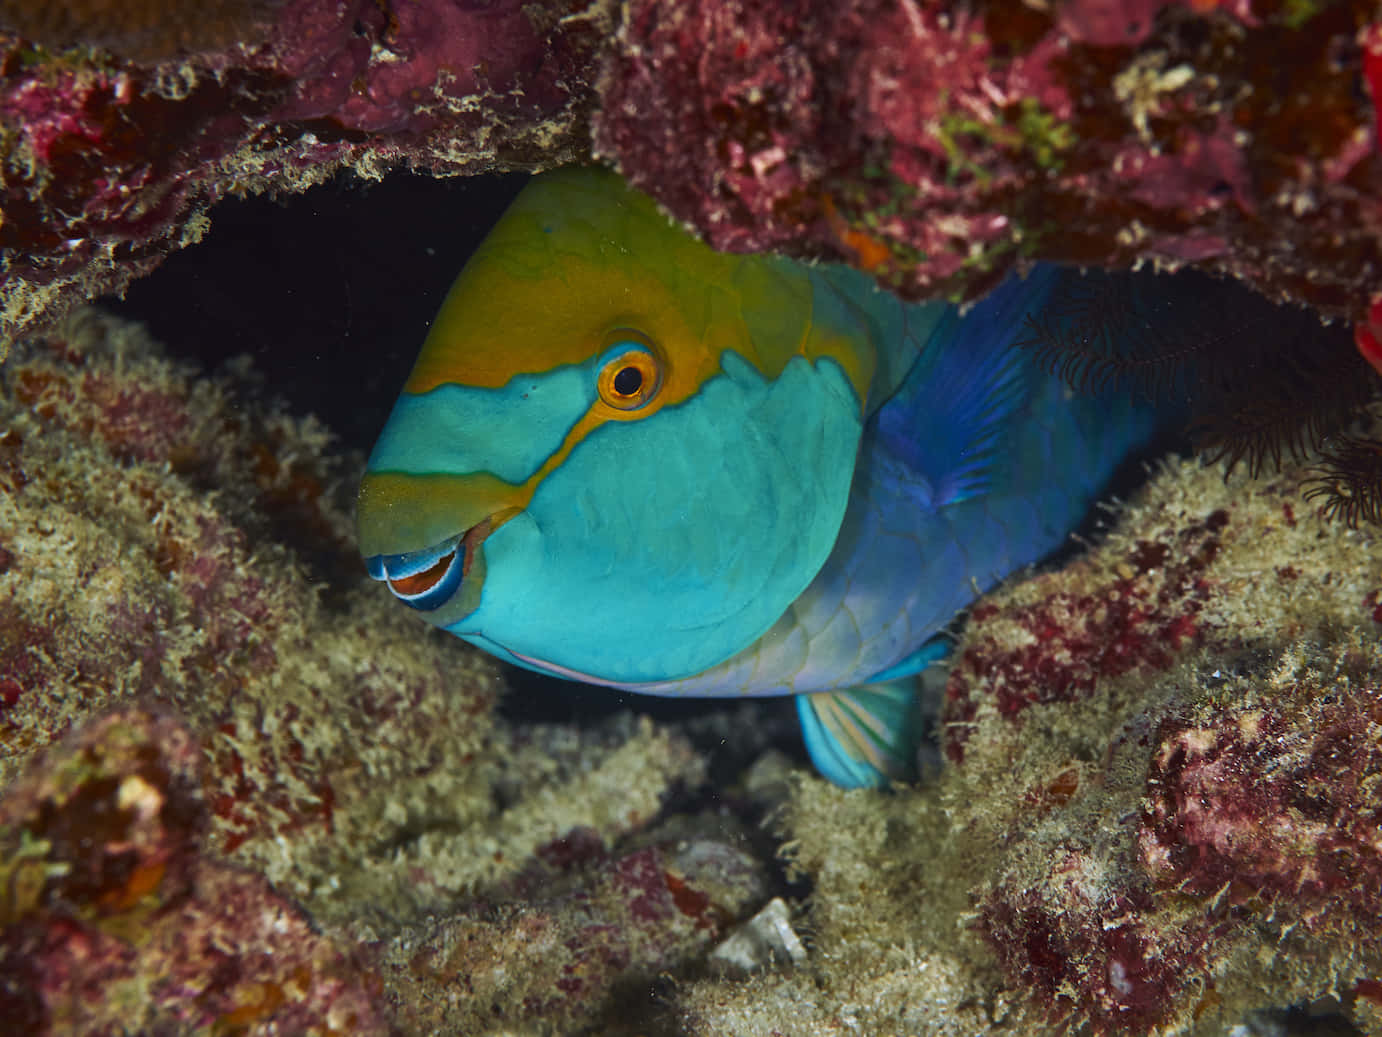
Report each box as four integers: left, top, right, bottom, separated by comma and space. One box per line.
0, 309, 502, 923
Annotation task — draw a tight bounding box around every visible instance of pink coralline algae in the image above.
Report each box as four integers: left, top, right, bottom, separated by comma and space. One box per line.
1356, 293, 1382, 375
0, 0, 605, 350
943, 509, 1227, 761
976, 652, 1382, 1035
1139, 677, 1382, 913
3, 0, 1382, 351
595, 0, 1382, 316
980, 871, 1204, 1033
0, 707, 388, 1035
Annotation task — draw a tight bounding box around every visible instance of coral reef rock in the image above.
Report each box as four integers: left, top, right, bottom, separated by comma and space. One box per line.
0, 0, 609, 355
3, 0, 1382, 354
595, 0, 1382, 320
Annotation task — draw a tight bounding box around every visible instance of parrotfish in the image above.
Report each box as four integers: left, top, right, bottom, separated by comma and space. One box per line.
357, 167, 1162, 788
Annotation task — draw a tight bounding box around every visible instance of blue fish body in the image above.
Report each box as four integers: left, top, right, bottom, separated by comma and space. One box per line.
357, 168, 1164, 787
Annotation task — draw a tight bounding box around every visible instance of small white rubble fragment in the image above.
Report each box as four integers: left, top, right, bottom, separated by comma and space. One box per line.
707, 897, 807, 977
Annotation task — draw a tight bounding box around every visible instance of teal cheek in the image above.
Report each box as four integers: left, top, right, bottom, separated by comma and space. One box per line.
366, 361, 596, 481
459, 352, 864, 683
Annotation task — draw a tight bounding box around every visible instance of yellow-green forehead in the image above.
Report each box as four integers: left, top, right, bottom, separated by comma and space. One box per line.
404, 167, 707, 392
405, 166, 876, 402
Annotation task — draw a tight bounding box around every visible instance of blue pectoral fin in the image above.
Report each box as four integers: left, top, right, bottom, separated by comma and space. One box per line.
796, 678, 925, 789
879, 265, 1059, 507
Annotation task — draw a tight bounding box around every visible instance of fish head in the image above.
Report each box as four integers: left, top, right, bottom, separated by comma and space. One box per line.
357, 168, 873, 683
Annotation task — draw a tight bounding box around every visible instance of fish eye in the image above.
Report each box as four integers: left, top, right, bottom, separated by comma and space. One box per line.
597, 344, 661, 410
613, 365, 643, 396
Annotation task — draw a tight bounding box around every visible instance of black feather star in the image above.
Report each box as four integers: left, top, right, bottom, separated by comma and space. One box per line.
1016, 266, 1382, 521
1304, 433, 1382, 528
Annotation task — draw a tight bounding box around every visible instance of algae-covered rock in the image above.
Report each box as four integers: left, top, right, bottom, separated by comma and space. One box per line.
0, 706, 390, 1035
381, 812, 768, 1035
0, 0, 607, 354
595, 0, 1382, 320
0, 309, 502, 921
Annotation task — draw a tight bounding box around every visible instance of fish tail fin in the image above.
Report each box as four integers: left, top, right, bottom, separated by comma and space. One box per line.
796, 678, 925, 789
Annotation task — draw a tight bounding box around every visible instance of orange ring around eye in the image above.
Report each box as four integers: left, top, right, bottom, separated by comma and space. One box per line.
597, 348, 661, 410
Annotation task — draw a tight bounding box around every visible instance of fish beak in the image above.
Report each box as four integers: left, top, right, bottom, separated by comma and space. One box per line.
357, 466, 523, 620
367, 518, 494, 612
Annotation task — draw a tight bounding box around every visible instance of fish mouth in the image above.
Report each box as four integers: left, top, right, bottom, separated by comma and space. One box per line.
367, 518, 494, 612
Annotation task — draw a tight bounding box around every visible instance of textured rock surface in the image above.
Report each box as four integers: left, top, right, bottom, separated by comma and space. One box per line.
0, 707, 391, 1035
3, 0, 1382, 352
0, 309, 501, 919
0, 0, 609, 354
595, 0, 1382, 320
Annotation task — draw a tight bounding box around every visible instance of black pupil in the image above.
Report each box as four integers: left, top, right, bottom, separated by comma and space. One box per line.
613, 366, 643, 396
